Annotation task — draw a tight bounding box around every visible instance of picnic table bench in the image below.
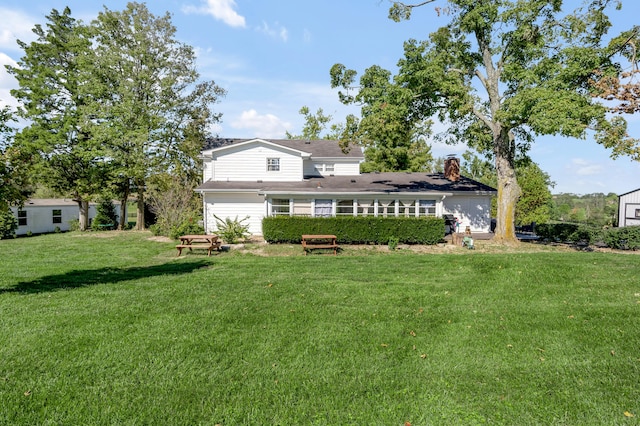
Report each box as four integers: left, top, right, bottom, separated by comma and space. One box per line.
176, 234, 221, 256
301, 234, 339, 255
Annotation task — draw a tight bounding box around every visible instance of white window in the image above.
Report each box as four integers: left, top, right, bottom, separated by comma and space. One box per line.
18, 210, 27, 226
635, 208, 640, 218
314, 199, 333, 217
52, 209, 62, 224
399, 201, 416, 217
267, 158, 280, 172
419, 200, 436, 216
357, 200, 374, 216
324, 163, 335, 172
271, 199, 290, 216
336, 200, 354, 216
377, 200, 396, 217
293, 200, 311, 216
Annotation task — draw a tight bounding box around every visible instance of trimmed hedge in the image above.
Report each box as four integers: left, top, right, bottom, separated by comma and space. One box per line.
262, 216, 445, 245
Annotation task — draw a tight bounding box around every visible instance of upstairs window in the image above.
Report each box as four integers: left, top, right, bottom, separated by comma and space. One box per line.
267, 158, 280, 172
52, 209, 62, 224
18, 210, 27, 226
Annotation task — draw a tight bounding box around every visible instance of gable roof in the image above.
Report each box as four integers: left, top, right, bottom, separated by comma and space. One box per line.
203, 138, 364, 159
197, 172, 496, 195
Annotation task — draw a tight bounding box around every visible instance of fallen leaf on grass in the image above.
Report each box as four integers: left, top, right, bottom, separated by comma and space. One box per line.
381, 343, 388, 347
420, 354, 427, 359
624, 411, 634, 417
24, 390, 31, 396
409, 330, 416, 337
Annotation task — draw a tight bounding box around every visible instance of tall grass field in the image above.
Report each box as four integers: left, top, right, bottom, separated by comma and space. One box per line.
1, 232, 638, 425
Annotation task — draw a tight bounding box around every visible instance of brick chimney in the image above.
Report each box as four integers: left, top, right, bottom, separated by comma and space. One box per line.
444, 155, 460, 182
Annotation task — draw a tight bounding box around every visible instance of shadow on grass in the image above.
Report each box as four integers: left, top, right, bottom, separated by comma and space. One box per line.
1, 260, 211, 294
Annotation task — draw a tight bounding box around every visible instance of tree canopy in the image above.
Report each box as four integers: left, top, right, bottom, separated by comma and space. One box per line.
332, 0, 639, 243
5, 3, 225, 231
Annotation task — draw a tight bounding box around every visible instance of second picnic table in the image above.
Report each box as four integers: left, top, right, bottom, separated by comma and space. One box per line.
301, 234, 339, 255
176, 234, 221, 256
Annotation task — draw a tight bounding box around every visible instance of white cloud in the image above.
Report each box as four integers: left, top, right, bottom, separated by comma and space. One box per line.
0, 8, 37, 50
182, 0, 246, 28
568, 158, 604, 176
256, 21, 288, 42
230, 109, 292, 138
0, 52, 19, 108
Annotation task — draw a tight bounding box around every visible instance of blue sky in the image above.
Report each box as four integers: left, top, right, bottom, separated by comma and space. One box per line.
1, 0, 639, 195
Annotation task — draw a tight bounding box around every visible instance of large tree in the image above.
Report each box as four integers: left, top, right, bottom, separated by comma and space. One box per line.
332, 0, 638, 243
0, 106, 32, 210
331, 64, 435, 172
6, 8, 104, 230
85, 2, 225, 230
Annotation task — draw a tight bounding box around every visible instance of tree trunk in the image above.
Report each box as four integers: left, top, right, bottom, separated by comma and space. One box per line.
136, 185, 145, 231
492, 130, 521, 244
77, 199, 90, 231
118, 186, 129, 230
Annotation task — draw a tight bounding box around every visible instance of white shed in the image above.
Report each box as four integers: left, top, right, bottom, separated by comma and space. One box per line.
617, 188, 640, 227
10, 199, 121, 236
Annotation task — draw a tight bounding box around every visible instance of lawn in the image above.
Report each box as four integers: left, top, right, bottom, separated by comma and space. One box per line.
0, 232, 638, 425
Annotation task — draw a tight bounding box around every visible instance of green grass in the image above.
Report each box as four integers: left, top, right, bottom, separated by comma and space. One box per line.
1, 232, 639, 425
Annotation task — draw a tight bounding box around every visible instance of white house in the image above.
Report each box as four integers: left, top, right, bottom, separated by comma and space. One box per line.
10, 199, 121, 236
618, 188, 640, 227
196, 138, 496, 236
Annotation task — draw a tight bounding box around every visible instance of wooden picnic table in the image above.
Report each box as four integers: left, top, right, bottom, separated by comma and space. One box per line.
301, 234, 339, 255
176, 234, 221, 256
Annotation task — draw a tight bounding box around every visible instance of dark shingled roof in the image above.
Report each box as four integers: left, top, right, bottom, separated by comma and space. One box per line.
203, 138, 364, 158
197, 172, 496, 194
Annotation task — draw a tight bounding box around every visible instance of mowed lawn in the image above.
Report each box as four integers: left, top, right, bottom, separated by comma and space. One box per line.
0, 232, 638, 425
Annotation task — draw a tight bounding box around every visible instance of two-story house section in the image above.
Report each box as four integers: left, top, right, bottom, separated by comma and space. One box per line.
196, 138, 496, 235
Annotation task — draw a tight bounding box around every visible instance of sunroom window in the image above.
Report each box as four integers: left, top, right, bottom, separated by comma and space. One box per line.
399, 201, 416, 217
271, 199, 290, 216
419, 200, 436, 216
377, 200, 396, 217
336, 200, 354, 216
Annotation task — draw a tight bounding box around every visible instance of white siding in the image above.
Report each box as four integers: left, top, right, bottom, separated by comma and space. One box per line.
618, 189, 640, 227
334, 161, 360, 176
203, 192, 266, 235
10, 201, 121, 235
443, 195, 492, 232
303, 160, 361, 177
210, 143, 302, 182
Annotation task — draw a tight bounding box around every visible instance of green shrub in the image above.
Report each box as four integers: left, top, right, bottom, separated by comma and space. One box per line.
388, 236, 399, 251
213, 215, 250, 244
0, 209, 17, 239
536, 223, 597, 243
262, 216, 444, 245
92, 198, 118, 230
68, 219, 80, 232
602, 226, 640, 250
169, 214, 205, 240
